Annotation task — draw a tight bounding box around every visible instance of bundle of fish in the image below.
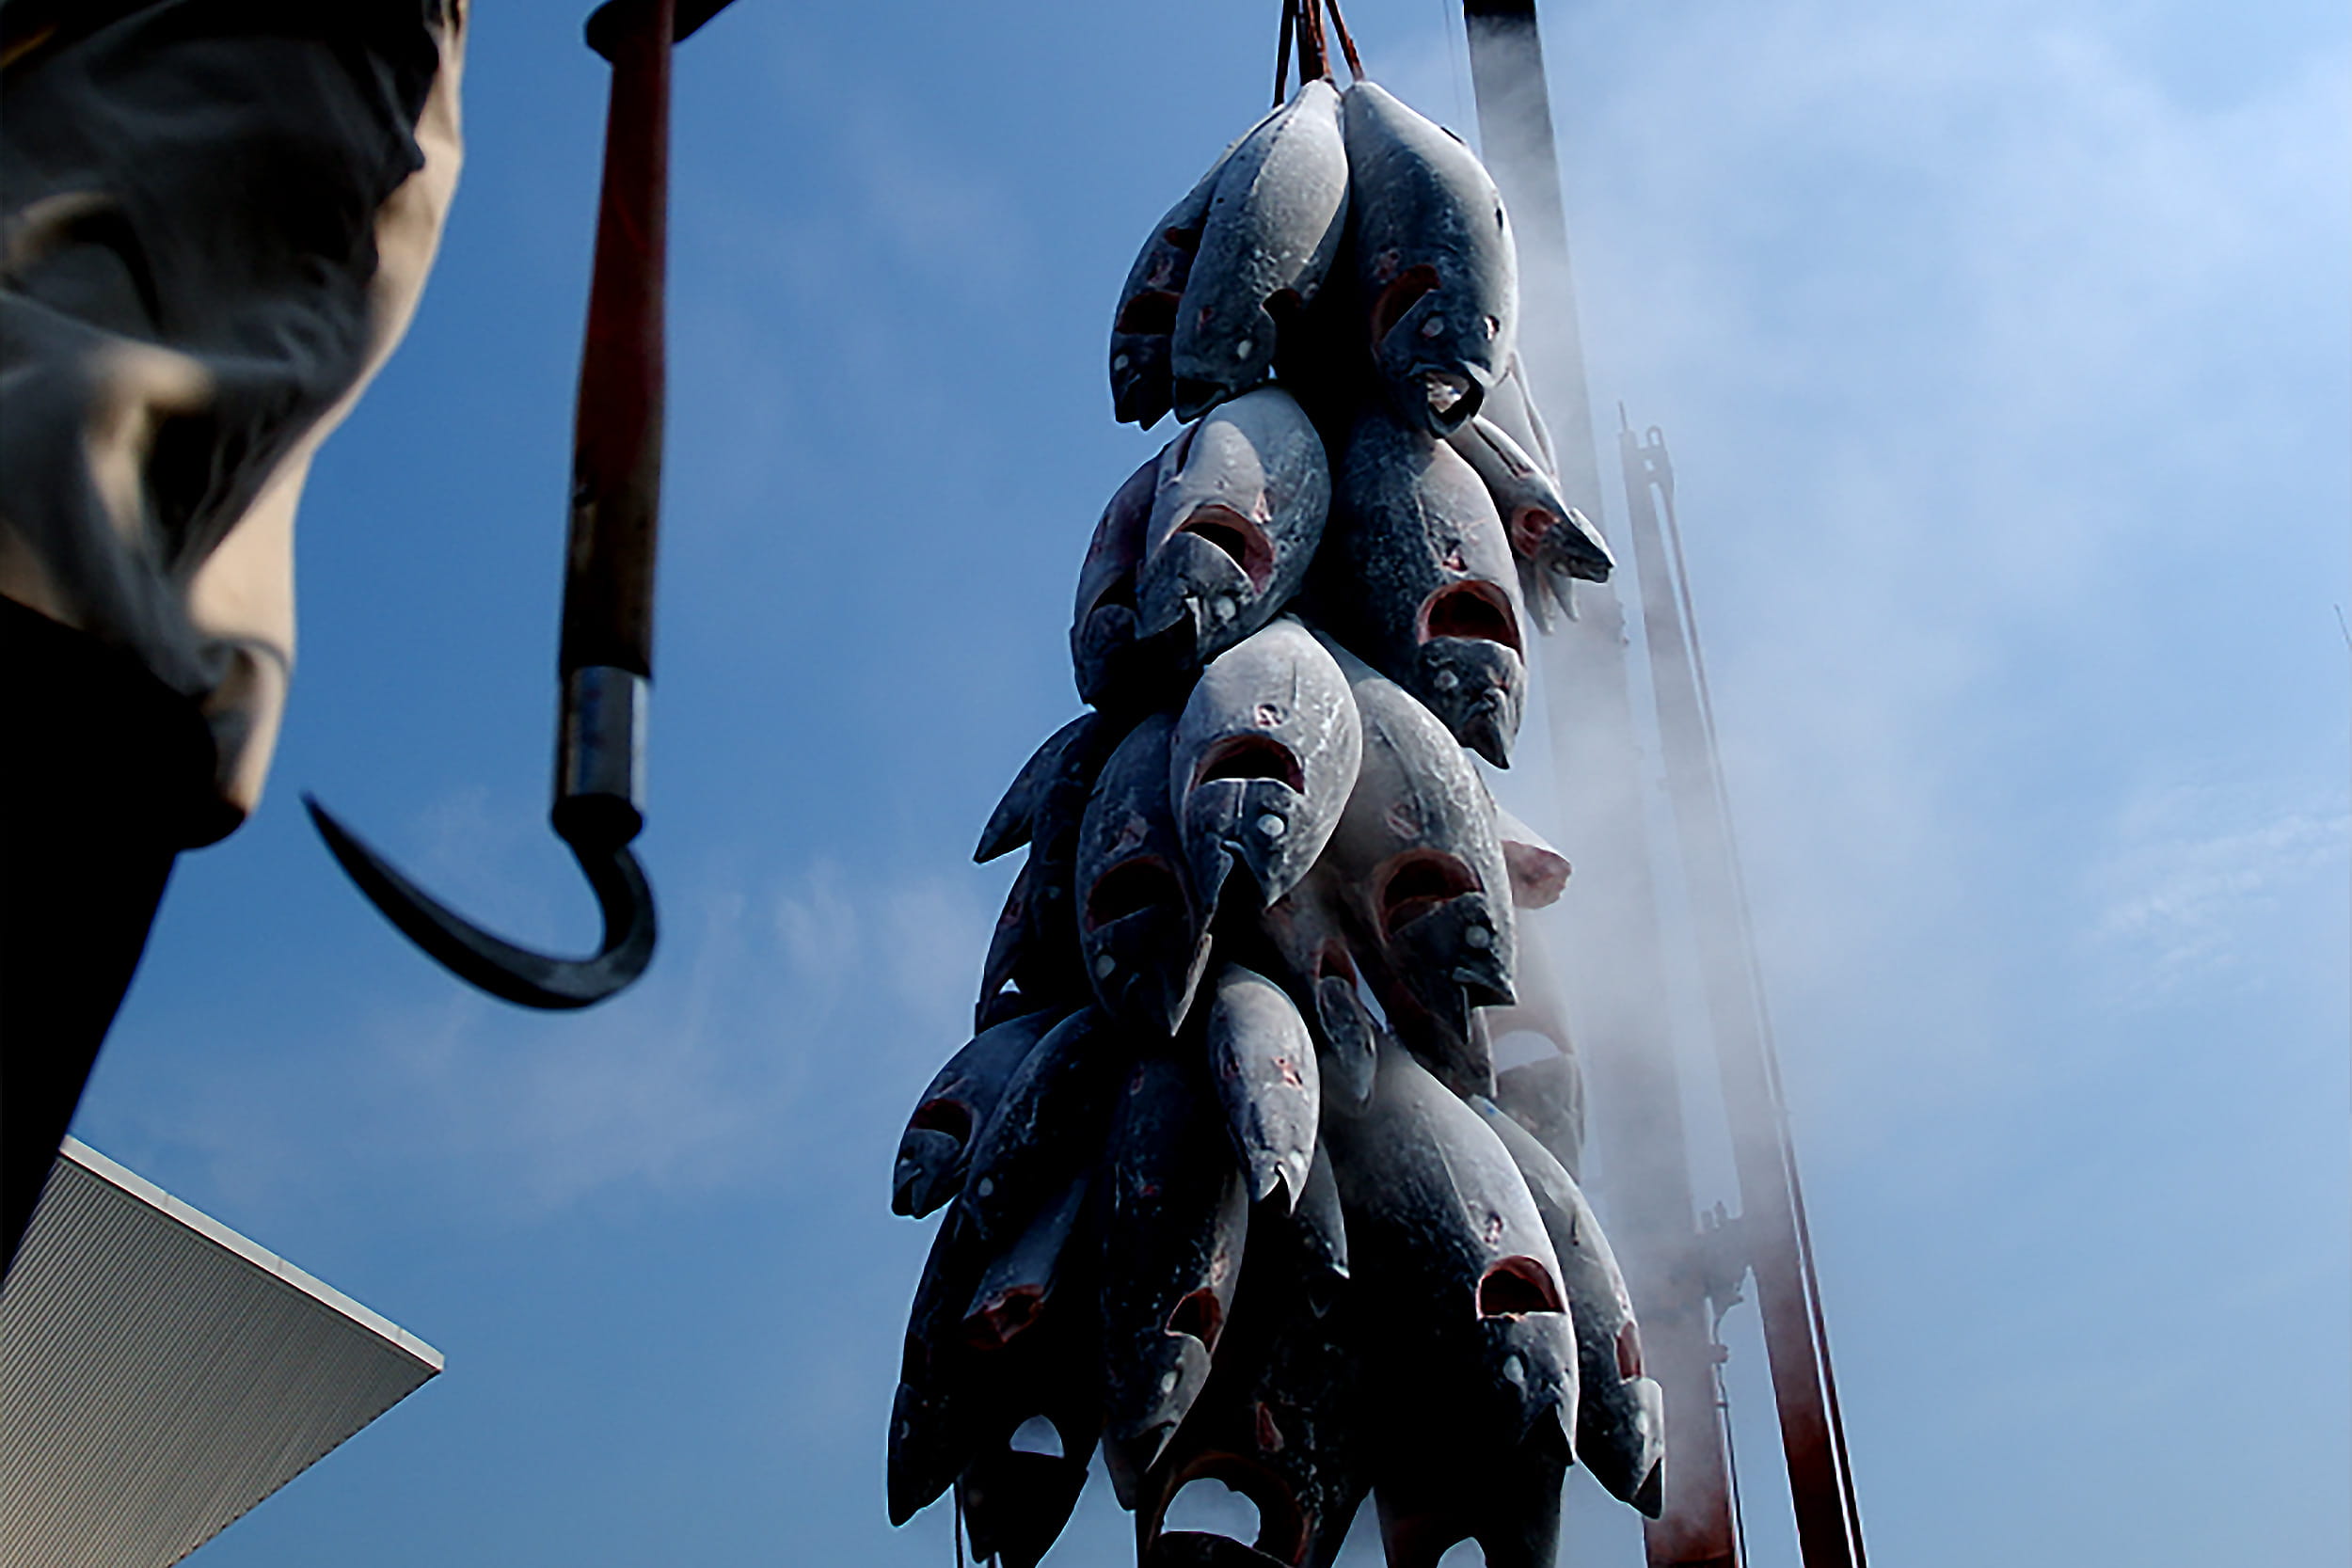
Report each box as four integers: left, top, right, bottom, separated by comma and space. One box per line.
889, 71, 1662, 1568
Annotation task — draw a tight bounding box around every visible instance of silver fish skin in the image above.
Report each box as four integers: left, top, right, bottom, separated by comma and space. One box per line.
893, 1007, 1064, 1218
1110, 135, 1246, 429
917, 1170, 1101, 1551
962, 1168, 1092, 1352
1169, 78, 1350, 422
1448, 413, 1613, 584
1171, 615, 1361, 911
977, 713, 1104, 864
893, 1166, 1094, 1526
1293, 1135, 1351, 1308
958, 1007, 1123, 1255
1477, 1101, 1666, 1514
1101, 1050, 1251, 1506
1316, 404, 1529, 767
1070, 457, 1161, 708
958, 1439, 1092, 1568
1204, 961, 1322, 1211
1077, 713, 1214, 1037
1342, 81, 1518, 436
1259, 863, 1381, 1106
889, 1202, 993, 1524
955, 1201, 1107, 1568
1311, 639, 1517, 1091
1483, 352, 1556, 480
1136, 1241, 1370, 1567
1138, 387, 1331, 673
1323, 1044, 1577, 1460
977, 716, 1121, 1026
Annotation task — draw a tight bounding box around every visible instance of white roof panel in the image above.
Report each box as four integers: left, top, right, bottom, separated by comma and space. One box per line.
0, 1139, 441, 1568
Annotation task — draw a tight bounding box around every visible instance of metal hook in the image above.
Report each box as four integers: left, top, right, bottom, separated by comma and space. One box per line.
306, 795, 655, 1009
310, 0, 731, 1008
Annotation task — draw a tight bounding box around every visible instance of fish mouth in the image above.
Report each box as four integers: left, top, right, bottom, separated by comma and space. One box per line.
1192, 731, 1306, 794
1417, 580, 1523, 657
1375, 850, 1481, 943
1385, 885, 1514, 1013
1173, 504, 1277, 592
1534, 504, 1614, 583
1413, 636, 1524, 768
1369, 263, 1440, 346
893, 1127, 963, 1217
1477, 1255, 1565, 1319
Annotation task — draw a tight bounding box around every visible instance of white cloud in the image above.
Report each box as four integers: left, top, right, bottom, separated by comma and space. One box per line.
2088, 787, 2349, 1001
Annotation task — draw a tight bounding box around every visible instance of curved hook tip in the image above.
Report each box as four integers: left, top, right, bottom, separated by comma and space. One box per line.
305, 793, 656, 1010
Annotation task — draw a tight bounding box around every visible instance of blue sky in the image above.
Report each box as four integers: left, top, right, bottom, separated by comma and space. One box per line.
74, 1, 2346, 1563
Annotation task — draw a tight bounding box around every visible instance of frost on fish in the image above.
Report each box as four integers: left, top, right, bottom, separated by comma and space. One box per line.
896, 66, 1667, 1568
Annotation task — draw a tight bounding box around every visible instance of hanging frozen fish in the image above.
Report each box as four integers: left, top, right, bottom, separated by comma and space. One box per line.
954, 1179, 1107, 1567
1312, 404, 1528, 767
1324, 1045, 1577, 1455
900, 1177, 1091, 1528
977, 713, 1105, 864
1313, 643, 1516, 1092
1204, 961, 1322, 1211
1485, 930, 1586, 1180
894, 1006, 1066, 1218
1484, 353, 1556, 482
1326, 1047, 1578, 1568
1137, 1253, 1370, 1568
1138, 387, 1331, 674
1171, 616, 1361, 912
961, 1424, 1095, 1568
1343, 80, 1517, 435
931, 1175, 1096, 1560
1293, 1136, 1351, 1308
1110, 112, 1268, 428
977, 714, 1124, 1025
1168, 78, 1350, 422
1077, 714, 1215, 1037
1071, 456, 1167, 709
1448, 414, 1613, 586
1478, 1101, 1667, 1514
957, 1007, 1123, 1251
1101, 1050, 1251, 1503
1259, 863, 1381, 1106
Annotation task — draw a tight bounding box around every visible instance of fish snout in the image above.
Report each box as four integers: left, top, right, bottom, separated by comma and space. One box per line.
1534, 504, 1614, 583
1390, 891, 1516, 1013
1140, 531, 1259, 657
1104, 1330, 1216, 1506
1184, 781, 1306, 911
893, 1128, 963, 1216
1415, 635, 1525, 768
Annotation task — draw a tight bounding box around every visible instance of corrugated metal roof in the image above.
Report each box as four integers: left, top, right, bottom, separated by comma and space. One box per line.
0, 1140, 441, 1568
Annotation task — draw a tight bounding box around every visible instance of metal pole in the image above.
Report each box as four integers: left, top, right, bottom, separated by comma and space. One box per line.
1458, 7, 1740, 1563
1619, 421, 1867, 1567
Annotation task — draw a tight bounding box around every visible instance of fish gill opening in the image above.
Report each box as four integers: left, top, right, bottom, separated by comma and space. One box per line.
1176, 504, 1276, 590
1194, 732, 1305, 794
1370, 263, 1440, 346
1420, 579, 1524, 657
1378, 850, 1479, 940
1477, 1255, 1565, 1319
